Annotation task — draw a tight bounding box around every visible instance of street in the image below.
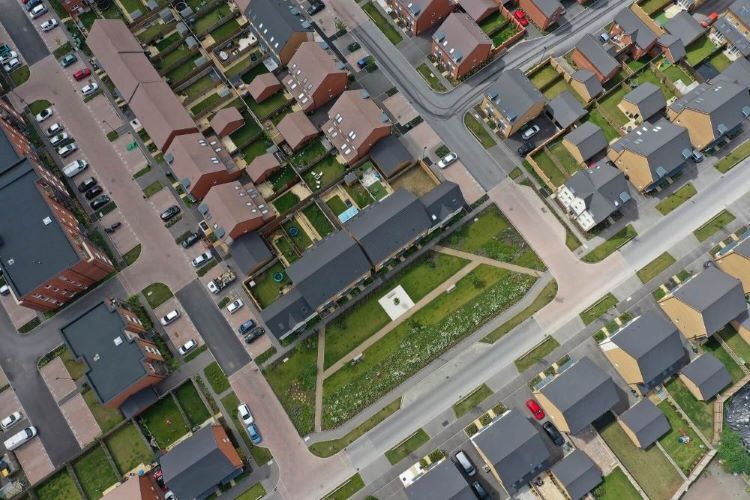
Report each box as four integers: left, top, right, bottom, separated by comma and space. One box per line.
0, 0, 48, 65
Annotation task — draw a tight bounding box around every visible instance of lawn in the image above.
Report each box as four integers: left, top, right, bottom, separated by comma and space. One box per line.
532, 150, 567, 187
656, 183, 696, 215
543, 78, 576, 101
237, 483, 267, 500
478, 11, 505, 34
73, 445, 119, 499
367, 180, 388, 201
249, 262, 290, 308
167, 56, 199, 84
141, 282, 173, 308
717, 325, 750, 364
273, 234, 297, 264
587, 109, 621, 142
240, 138, 270, 165
241, 62, 269, 84
143, 180, 163, 198
193, 3, 232, 35
597, 87, 630, 128
322, 474, 365, 500
362, 2, 402, 45
283, 219, 313, 252
580, 293, 618, 325
639, 0, 671, 15
210, 19, 240, 45
530, 65, 560, 89
582, 225, 637, 262
514, 336, 560, 372
273, 191, 300, 215
62, 346, 86, 380
229, 119, 262, 149
83, 389, 123, 433
693, 210, 736, 242
453, 384, 492, 418
105, 423, 154, 474
221, 391, 273, 465
159, 43, 191, 69
593, 467, 641, 500
302, 203, 334, 238
547, 141, 580, 175
685, 36, 717, 66
302, 156, 345, 190
246, 91, 290, 120
184, 74, 217, 102
36, 470, 82, 500
9, 65, 30, 86
464, 112, 496, 148
666, 378, 714, 440
204, 361, 230, 393
637, 252, 676, 283
290, 140, 327, 168
326, 195, 348, 216
662, 63, 694, 85
482, 280, 558, 343
29, 99, 51, 115
631, 69, 674, 99
657, 400, 707, 475
346, 182, 374, 209
120, 0, 144, 14
703, 338, 744, 383
385, 428, 430, 465
191, 92, 225, 116
492, 22, 520, 47
708, 50, 731, 72
416, 63, 446, 92
175, 380, 211, 426
140, 396, 190, 449
715, 139, 750, 173
446, 204, 545, 270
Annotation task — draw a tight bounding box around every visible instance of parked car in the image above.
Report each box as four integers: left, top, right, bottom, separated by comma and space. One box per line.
73, 68, 91, 81
244, 327, 264, 343
599, 33, 610, 43
81, 82, 99, 97
347, 42, 361, 52
191, 251, 213, 267
454, 451, 476, 477
0, 285, 9, 296
513, 9, 528, 26
25, 0, 41, 11
84, 185, 103, 200
517, 141, 534, 156
543, 421, 564, 446
77, 177, 97, 193
246, 423, 262, 445
701, 12, 718, 28
29, 4, 47, 18
307, 1, 324, 15
35, 107, 53, 123
46, 122, 63, 136
2, 58, 20, 72
57, 142, 78, 158
3, 427, 37, 451
525, 398, 545, 420
0, 51, 17, 64
226, 299, 244, 314
471, 482, 489, 499
49, 132, 70, 146
63, 159, 88, 178
160, 205, 181, 221
160, 309, 181, 326
40, 18, 58, 32
90, 195, 111, 210
178, 339, 196, 356
237, 403, 254, 425
0, 411, 22, 431
238, 319, 256, 335
60, 53, 77, 67
181, 232, 200, 248
691, 149, 704, 163
437, 152, 458, 169
521, 124, 541, 140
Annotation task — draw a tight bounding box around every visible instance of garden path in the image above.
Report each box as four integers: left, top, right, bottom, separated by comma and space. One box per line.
433, 245, 544, 277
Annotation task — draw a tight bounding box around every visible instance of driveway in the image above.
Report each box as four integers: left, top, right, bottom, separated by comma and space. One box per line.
0, 0, 49, 65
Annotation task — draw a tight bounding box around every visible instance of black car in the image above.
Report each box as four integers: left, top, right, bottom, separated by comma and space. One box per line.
244, 327, 265, 343
160, 205, 181, 221
90, 195, 111, 210
181, 232, 200, 248
517, 141, 534, 156
77, 177, 97, 193
238, 319, 256, 335
347, 42, 361, 52
543, 421, 564, 446
84, 185, 104, 200
471, 481, 489, 499
307, 1, 324, 15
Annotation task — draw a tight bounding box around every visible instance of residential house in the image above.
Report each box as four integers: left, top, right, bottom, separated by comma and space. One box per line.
668, 80, 750, 151
572, 34, 620, 83
665, 11, 705, 47
519, 0, 562, 30
210, 107, 244, 138
549, 450, 602, 500
619, 82, 667, 124
387, 0, 453, 36
102, 475, 163, 500
60, 299, 167, 412
230, 232, 273, 276
679, 353, 732, 400
715, 57, 750, 88
534, 357, 620, 434
200, 181, 272, 244
546, 91, 586, 129
480, 69, 545, 138
569, 69, 604, 102
60, 0, 87, 16
556, 161, 631, 232
260, 288, 315, 340
677, 0, 706, 10
617, 399, 671, 449
658, 267, 746, 340
471, 410, 552, 493
283, 41, 348, 112
161, 425, 244, 499
456, 0, 497, 23
420, 181, 467, 231
711, 16, 750, 58
659, 34, 686, 63
246, 153, 281, 184
610, 8, 659, 60
369, 136, 414, 178
715, 234, 750, 292
323, 90, 391, 164
562, 122, 608, 164
432, 13, 493, 80
607, 118, 693, 193
599, 311, 689, 393
248, 73, 283, 103
243, 0, 314, 66
404, 458, 474, 499
276, 111, 319, 152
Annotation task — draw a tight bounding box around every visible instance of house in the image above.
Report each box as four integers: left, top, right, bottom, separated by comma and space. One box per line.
161, 425, 244, 499
248, 73, 283, 103
679, 353, 732, 400
659, 267, 746, 340
607, 118, 693, 193
243, 0, 314, 66
546, 91, 586, 129
659, 34, 686, 63
617, 399, 671, 449
471, 410, 552, 493
714, 57, 750, 88
200, 181, 272, 244
246, 153, 281, 184
677, 0, 706, 10
619, 82, 667, 124
534, 357, 620, 434
731, 307, 750, 344
456, 0, 497, 23
556, 161, 631, 232
229, 232, 273, 276
599, 311, 689, 393
549, 450, 602, 500
165, 132, 241, 200
572, 34, 620, 83
519, 0, 563, 30
102, 474, 163, 500
711, 16, 750, 58
715, 234, 750, 292
345, 189, 432, 269
260, 288, 315, 340
210, 107, 244, 138
283, 41, 348, 112
60, 299, 167, 411
432, 13, 493, 80
562, 122, 608, 164
420, 181, 466, 230
610, 8, 659, 60
480, 69, 545, 138
368, 136, 414, 178
60, 0, 87, 16
276, 111, 319, 152
323, 90, 391, 164
665, 11, 705, 47
404, 458, 474, 499
668, 80, 750, 151
387, 0, 453, 36
569, 69, 604, 102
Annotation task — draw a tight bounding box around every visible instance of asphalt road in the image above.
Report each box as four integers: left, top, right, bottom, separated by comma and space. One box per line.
176, 280, 250, 376
0, 0, 49, 65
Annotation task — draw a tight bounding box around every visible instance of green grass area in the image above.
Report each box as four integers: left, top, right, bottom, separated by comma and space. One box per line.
193, 3, 232, 35
140, 396, 190, 449
446, 204, 545, 270
141, 282, 173, 309
204, 361, 230, 393
587, 109, 621, 142
717, 325, 750, 364
159, 43, 191, 69
345, 182, 373, 209
453, 384, 492, 417
326, 195, 348, 216
492, 22, 520, 47
362, 2, 402, 45
631, 69, 674, 99
464, 113, 496, 149
416, 63, 446, 91
656, 183, 696, 215
175, 381, 211, 426
237, 482, 267, 500
123, 244, 142, 267
367, 180, 388, 201
703, 338, 744, 382
83, 389, 123, 433
29, 99, 51, 115
210, 19, 240, 45
290, 140, 327, 168
657, 400, 706, 475
715, 139, 750, 173
152, 31, 180, 51
483, 280, 558, 343
241, 62, 270, 84
61, 346, 86, 380
666, 378, 713, 440
478, 11, 505, 34
532, 150, 567, 187
191, 92, 225, 116
273, 191, 300, 215
73, 445, 119, 499
229, 119, 262, 149
639, 0, 671, 15
250, 262, 290, 309
529, 65, 560, 89
627, 57, 649, 73
663, 63, 694, 85
36, 470, 82, 500
385, 428, 430, 465
582, 225, 637, 263
283, 219, 313, 252
10, 65, 30, 86
120, 0, 144, 14
221, 391, 273, 465
105, 423, 154, 474
547, 141, 580, 175
324, 252, 469, 369
143, 180, 163, 198
322, 473, 365, 500
693, 210, 736, 242
708, 51, 731, 72
240, 138, 270, 165
167, 56, 199, 84
637, 252, 676, 283
303, 203, 334, 238
302, 156, 345, 190
580, 293, 618, 325
183, 74, 217, 101
514, 336, 560, 372
543, 78, 579, 102
593, 467, 641, 500
246, 91, 290, 120
685, 36, 717, 66
597, 87, 630, 128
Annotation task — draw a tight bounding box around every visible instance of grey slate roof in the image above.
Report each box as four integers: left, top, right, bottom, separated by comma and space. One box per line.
484, 69, 545, 124
550, 450, 602, 500
531, 0, 562, 18
547, 92, 586, 128
405, 459, 474, 500
608, 311, 688, 391
665, 11, 705, 46
571, 69, 604, 97
564, 122, 608, 161
681, 353, 732, 400
614, 8, 658, 49
563, 162, 631, 225
369, 135, 413, 178
260, 288, 313, 340
659, 34, 686, 62
713, 17, 750, 56
673, 267, 746, 335
539, 357, 620, 434
471, 411, 551, 492
420, 181, 466, 226
618, 399, 671, 449
575, 34, 619, 77
0, 122, 23, 175
670, 81, 750, 139
345, 189, 432, 267
230, 231, 272, 275
246, 0, 312, 51
287, 230, 371, 309
714, 57, 750, 89
161, 426, 241, 499
623, 82, 667, 121
729, 0, 750, 28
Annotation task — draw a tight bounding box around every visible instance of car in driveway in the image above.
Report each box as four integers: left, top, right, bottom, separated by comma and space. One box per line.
437, 152, 458, 169
35, 107, 53, 123
514, 9, 528, 26
238, 319, 256, 335
237, 403, 254, 425
526, 398, 545, 420
181, 232, 200, 248
246, 423, 262, 445
81, 82, 99, 97
517, 141, 534, 156
191, 251, 213, 268
49, 132, 70, 146
40, 18, 58, 31
60, 53, 77, 67
160, 309, 181, 326
160, 205, 181, 222
307, 1, 324, 15
84, 185, 104, 200
63, 159, 88, 178
0, 411, 22, 431
29, 4, 47, 18
226, 299, 244, 314
77, 177, 97, 193
521, 124, 541, 140
2, 58, 20, 72
90, 195, 111, 210
178, 339, 196, 356
244, 327, 264, 343
73, 68, 91, 81
543, 421, 564, 446
0, 51, 17, 64
46, 122, 63, 136
57, 142, 78, 158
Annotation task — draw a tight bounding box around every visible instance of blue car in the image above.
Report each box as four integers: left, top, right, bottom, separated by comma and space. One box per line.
247, 423, 262, 445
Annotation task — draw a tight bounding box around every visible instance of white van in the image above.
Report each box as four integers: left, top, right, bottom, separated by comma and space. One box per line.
63, 159, 88, 178
4, 426, 37, 451
454, 450, 476, 477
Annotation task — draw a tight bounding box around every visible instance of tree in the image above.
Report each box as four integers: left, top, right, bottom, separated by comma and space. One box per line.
718, 428, 750, 474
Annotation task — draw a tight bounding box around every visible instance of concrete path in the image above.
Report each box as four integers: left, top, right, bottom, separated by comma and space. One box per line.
434, 245, 544, 277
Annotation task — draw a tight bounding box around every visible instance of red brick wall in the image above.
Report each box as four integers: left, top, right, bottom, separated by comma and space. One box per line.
228, 215, 266, 241
190, 169, 243, 200
519, 0, 561, 30
453, 42, 492, 79
105, 373, 166, 410
309, 73, 349, 111
414, 0, 453, 35
61, 0, 87, 15
571, 48, 617, 82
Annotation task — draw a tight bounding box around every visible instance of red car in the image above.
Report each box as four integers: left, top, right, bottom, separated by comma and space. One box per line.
73, 68, 91, 81
514, 9, 529, 27
701, 12, 718, 28
526, 398, 545, 420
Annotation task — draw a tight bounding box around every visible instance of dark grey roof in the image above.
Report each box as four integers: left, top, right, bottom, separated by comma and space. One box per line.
162, 425, 241, 499
575, 34, 619, 77
420, 181, 466, 226
230, 232, 272, 275
659, 34, 686, 61
623, 82, 666, 121
369, 136, 413, 178
563, 162, 630, 225
345, 189, 431, 267
531, 0, 562, 18
673, 267, 746, 335
60, 302, 149, 404
564, 122, 608, 161
405, 459, 474, 500
0, 123, 23, 175
614, 8, 658, 49
120, 388, 158, 419
670, 81, 750, 139
610, 118, 692, 181
609, 311, 688, 390
260, 288, 313, 340
550, 450, 602, 500
547, 92, 586, 128
246, 0, 312, 51
471, 411, 551, 492
665, 12, 705, 46
484, 69, 545, 124
715, 57, 750, 88
287, 230, 370, 309
539, 357, 619, 434
713, 17, 750, 56
618, 399, 670, 449
733, 237, 750, 258
571, 69, 604, 97
680, 353, 732, 400
729, 0, 750, 28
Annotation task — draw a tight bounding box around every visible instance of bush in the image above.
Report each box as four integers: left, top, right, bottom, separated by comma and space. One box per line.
465, 423, 478, 436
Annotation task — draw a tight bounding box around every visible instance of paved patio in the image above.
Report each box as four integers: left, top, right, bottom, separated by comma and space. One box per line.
59, 394, 101, 448
15, 438, 54, 485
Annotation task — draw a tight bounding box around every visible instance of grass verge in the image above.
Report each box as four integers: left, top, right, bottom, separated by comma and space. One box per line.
385, 429, 429, 465
693, 210, 735, 242
482, 280, 558, 343
580, 293, 618, 325
514, 336, 560, 372
141, 282, 173, 309
453, 384, 492, 418
464, 112, 497, 149
637, 252, 675, 284
656, 183, 696, 215
582, 225, 637, 263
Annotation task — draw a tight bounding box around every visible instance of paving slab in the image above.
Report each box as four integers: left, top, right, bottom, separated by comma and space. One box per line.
39, 357, 77, 403
155, 296, 204, 349
0, 387, 22, 420
441, 160, 486, 205
59, 394, 101, 448
15, 438, 54, 485
0, 293, 37, 331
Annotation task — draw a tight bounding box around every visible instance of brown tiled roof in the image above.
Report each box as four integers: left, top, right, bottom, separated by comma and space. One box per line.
248, 73, 282, 103
203, 181, 267, 231
276, 111, 318, 150
210, 107, 244, 137
324, 90, 390, 160
166, 133, 225, 188
457, 0, 497, 22
434, 12, 491, 61
247, 153, 280, 183
284, 41, 347, 110
130, 81, 197, 151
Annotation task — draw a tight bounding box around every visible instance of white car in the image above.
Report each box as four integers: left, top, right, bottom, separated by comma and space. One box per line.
0, 411, 22, 431
46, 122, 63, 136
191, 251, 213, 268
0, 284, 9, 296
63, 159, 88, 178
207, 281, 220, 294
226, 299, 244, 314
160, 309, 181, 326
237, 404, 254, 425
2, 58, 20, 72
57, 142, 78, 158
40, 19, 58, 32
521, 124, 541, 140
0, 51, 17, 64
30, 4, 47, 18
81, 82, 99, 97
437, 152, 458, 169
178, 339, 196, 356
35, 107, 53, 123
49, 132, 69, 146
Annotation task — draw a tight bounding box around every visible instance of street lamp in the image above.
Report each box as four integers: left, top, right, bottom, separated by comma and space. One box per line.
102, 119, 116, 135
